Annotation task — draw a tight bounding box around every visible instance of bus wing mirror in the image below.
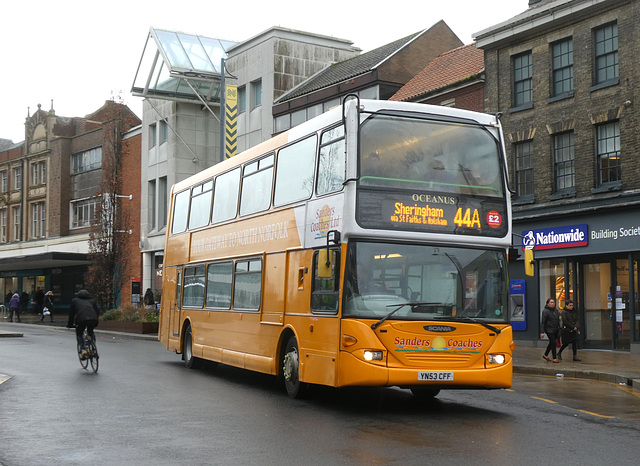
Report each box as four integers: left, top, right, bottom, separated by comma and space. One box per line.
318, 249, 332, 278
524, 248, 535, 276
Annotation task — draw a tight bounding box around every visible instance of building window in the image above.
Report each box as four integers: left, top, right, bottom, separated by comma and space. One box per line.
148, 179, 156, 230
513, 52, 532, 107
159, 120, 168, 145
514, 141, 533, 197
594, 22, 618, 85
554, 132, 575, 191
13, 167, 22, 190
31, 202, 46, 239
251, 80, 262, 109
552, 39, 573, 96
40, 162, 46, 185
159, 176, 167, 229
0, 171, 7, 192
149, 123, 157, 148
72, 147, 102, 174
238, 86, 246, 113
597, 121, 620, 185
32, 163, 39, 186
0, 209, 6, 242
514, 141, 534, 197
71, 197, 99, 229
12, 206, 21, 241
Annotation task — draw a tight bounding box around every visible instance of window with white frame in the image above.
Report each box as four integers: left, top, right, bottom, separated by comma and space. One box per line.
72, 147, 102, 174
40, 161, 46, 185
0, 171, 6, 192
71, 197, 99, 228
31, 202, 46, 238
514, 140, 534, 197
554, 132, 575, 191
12, 206, 21, 241
0, 209, 6, 242
13, 167, 22, 190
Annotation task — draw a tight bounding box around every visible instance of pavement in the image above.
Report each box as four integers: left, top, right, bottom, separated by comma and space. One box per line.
2, 311, 640, 391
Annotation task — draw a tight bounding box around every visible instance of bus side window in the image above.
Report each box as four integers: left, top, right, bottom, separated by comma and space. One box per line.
311, 249, 340, 313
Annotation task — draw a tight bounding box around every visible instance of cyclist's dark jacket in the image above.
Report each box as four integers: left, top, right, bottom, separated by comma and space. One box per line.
67, 290, 100, 326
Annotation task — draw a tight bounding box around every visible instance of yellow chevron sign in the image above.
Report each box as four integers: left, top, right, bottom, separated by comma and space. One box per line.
225, 85, 238, 158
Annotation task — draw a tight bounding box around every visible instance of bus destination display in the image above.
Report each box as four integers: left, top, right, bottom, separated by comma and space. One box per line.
357, 190, 507, 237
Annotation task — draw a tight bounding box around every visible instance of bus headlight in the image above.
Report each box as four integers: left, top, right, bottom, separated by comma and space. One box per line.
363, 350, 384, 361
487, 354, 505, 365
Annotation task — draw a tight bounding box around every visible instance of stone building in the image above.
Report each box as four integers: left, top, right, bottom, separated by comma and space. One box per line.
476, 0, 640, 352
0, 101, 141, 311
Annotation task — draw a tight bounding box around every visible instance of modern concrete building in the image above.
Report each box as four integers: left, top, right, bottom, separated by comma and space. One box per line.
132, 27, 360, 295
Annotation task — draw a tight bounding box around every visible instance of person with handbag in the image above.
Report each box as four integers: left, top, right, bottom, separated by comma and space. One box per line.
558, 300, 580, 361
41, 291, 55, 323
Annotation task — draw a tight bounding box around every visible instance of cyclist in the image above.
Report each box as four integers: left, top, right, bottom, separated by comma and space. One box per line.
66, 289, 100, 356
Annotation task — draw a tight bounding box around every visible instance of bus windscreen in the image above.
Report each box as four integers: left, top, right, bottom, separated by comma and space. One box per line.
357, 113, 507, 236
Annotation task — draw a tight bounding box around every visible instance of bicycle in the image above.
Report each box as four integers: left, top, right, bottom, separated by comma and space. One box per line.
77, 329, 99, 373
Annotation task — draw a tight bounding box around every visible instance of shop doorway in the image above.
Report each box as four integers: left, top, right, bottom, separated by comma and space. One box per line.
582, 258, 630, 350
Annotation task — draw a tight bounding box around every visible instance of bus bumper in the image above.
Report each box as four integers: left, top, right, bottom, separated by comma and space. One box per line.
337, 351, 512, 389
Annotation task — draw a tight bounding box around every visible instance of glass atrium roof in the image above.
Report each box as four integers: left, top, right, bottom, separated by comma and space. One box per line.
132, 27, 237, 105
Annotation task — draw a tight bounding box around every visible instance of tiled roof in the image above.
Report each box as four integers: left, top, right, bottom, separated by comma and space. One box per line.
276, 32, 422, 103
390, 43, 483, 102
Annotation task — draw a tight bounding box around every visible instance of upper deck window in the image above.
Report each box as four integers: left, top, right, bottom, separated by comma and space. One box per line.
359, 114, 503, 198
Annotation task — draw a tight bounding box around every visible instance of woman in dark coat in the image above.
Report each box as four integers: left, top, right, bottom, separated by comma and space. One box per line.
558, 300, 581, 361
540, 297, 561, 363
41, 291, 55, 322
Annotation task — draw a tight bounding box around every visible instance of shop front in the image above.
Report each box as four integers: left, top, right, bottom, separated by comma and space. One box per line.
513, 209, 640, 353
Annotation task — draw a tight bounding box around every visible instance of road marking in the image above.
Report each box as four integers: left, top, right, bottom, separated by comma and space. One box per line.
0, 373, 11, 384
578, 409, 616, 419
531, 396, 557, 404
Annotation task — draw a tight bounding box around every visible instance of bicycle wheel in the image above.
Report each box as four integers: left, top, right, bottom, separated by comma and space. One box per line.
77, 340, 89, 370
88, 339, 99, 373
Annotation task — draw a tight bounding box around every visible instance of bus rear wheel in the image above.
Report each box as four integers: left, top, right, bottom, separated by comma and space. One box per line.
282, 336, 307, 398
183, 324, 202, 369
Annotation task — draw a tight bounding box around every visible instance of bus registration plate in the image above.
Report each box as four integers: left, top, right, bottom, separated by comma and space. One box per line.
418, 372, 454, 381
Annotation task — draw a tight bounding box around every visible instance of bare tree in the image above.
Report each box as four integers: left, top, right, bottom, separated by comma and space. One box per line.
86, 106, 134, 311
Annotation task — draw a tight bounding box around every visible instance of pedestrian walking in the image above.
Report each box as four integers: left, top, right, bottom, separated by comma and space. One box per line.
41, 291, 55, 323
540, 297, 560, 363
558, 299, 580, 361
143, 288, 155, 310
19, 291, 29, 314
8, 293, 21, 323
34, 289, 45, 316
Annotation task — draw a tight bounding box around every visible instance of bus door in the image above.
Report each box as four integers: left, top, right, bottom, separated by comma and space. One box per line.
287, 248, 340, 386
260, 253, 286, 325
172, 268, 183, 341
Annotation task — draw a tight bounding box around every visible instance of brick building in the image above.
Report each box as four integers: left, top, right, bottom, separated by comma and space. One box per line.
476, 0, 640, 352
389, 42, 485, 112
0, 101, 141, 312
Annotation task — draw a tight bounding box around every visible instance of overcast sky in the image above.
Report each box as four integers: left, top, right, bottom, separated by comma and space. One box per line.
0, 0, 527, 143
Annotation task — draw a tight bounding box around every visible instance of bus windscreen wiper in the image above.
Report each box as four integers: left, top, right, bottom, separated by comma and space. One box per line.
371, 302, 440, 330
433, 315, 502, 334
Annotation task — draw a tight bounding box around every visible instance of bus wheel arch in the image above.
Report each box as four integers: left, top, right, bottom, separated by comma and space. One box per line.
281, 332, 308, 398
182, 321, 202, 369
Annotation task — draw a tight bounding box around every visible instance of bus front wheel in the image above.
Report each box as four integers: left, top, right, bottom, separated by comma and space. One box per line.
183, 324, 202, 369
282, 336, 307, 398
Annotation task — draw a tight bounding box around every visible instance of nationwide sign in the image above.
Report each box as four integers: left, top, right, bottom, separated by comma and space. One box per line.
522, 224, 588, 251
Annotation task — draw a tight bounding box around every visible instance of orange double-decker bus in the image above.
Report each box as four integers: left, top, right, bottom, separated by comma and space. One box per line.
159, 97, 514, 398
